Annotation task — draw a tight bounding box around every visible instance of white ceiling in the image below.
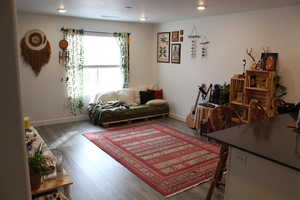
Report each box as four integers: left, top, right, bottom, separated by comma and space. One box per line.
16, 0, 300, 23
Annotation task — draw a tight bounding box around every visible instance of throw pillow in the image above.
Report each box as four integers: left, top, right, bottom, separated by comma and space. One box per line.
148, 89, 163, 99
96, 91, 118, 103
130, 88, 142, 105
146, 99, 168, 106
116, 89, 137, 105
139, 91, 155, 104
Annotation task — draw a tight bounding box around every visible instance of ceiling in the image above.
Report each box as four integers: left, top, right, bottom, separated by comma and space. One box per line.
16, 0, 300, 23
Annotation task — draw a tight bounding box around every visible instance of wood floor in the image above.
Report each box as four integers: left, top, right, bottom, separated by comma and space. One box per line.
37, 118, 224, 200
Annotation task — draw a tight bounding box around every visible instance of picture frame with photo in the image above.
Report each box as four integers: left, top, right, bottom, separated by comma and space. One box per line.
171, 44, 181, 64
180, 36, 183, 42
171, 31, 180, 42
261, 53, 278, 71
157, 32, 170, 63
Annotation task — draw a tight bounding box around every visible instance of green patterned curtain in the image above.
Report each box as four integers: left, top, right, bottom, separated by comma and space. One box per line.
63, 29, 84, 115
114, 33, 130, 88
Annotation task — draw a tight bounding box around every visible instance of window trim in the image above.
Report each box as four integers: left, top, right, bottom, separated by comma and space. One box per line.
84, 31, 113, 37
84, 65, 120, 68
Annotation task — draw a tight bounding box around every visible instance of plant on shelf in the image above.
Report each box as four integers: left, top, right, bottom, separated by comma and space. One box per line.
28, 143, 55, 190
219, 83, 230, 105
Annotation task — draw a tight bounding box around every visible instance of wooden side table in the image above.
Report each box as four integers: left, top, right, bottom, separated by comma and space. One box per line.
195, 104, 217, 135
31, 175, 73, 199
30, 128, 74, 199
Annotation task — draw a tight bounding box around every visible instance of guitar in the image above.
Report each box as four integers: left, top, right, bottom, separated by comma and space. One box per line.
186, 84, 212, 129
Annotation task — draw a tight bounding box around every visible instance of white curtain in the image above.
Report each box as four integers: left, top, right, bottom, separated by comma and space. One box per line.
63, 29, 84, 115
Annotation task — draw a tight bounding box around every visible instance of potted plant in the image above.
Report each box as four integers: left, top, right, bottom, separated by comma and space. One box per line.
28, 143, 54, 190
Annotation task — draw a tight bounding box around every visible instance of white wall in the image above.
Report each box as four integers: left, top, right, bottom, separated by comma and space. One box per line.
18, 5, 300, 125
155, 5, 300, 120
0, 1, 30, 199
17, 12, 156, 125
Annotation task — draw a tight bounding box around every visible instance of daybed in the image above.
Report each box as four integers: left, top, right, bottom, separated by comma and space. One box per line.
88, 86, 169, 127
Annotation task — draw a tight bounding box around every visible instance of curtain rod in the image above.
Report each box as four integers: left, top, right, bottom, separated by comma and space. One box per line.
60, 28, 131, 35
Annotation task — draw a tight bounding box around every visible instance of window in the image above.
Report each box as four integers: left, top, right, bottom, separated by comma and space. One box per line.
83, 34, 122, 98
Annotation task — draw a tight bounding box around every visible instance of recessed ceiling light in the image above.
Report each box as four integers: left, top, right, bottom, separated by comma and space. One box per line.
197, 5, 207, 10
197, 0, 207, 11
57, 6, 67, 13
140, 16, 147, 21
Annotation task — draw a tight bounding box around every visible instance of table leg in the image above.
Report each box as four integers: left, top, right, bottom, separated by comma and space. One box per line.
206, 144, 229, 200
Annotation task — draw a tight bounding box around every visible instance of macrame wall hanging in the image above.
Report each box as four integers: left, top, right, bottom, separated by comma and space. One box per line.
188, 26, 201, 58
199, 36, 210, 58
21, 29, 51, 76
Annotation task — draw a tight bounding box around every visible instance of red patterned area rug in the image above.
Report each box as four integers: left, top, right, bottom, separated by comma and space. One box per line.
83, 123, 220, 197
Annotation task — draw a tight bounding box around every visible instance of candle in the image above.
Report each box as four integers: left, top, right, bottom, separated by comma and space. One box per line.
24, 117, 31, 130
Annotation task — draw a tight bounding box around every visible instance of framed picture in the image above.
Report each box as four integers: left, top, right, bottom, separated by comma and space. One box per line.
180, 30, 184, 35
180, 36, 183, 42
157, 32, 170, 63
171, 44, 181, 64
261, 53, 278, 71
171, 31, 179, 42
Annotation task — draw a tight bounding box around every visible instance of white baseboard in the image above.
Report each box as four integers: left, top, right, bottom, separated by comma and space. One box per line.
32, 114, 89, 127
169, 112, 185, 122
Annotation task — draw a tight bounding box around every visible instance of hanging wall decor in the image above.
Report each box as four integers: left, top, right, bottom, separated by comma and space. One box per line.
59, 39, 69, 65
180, 30, 184, 42
21, 29, 51, 76
188, 26, 201, 58
157, 32, 170, 63
171, 31, 180, 42
199, 36, 210, 58
171, 44, 181, 64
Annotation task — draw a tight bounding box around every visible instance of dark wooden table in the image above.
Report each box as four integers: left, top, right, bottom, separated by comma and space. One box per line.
205, 113, 300, 172
204, 113, 300, 200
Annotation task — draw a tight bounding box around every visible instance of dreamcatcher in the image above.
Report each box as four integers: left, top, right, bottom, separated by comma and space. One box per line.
21, 29, 51, 76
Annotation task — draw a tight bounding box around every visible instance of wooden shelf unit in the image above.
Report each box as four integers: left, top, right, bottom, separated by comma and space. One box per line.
231, 101, 249, 107
245, 87, 269, 92
230, 75, 245, 104
230, 70, 277, 123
